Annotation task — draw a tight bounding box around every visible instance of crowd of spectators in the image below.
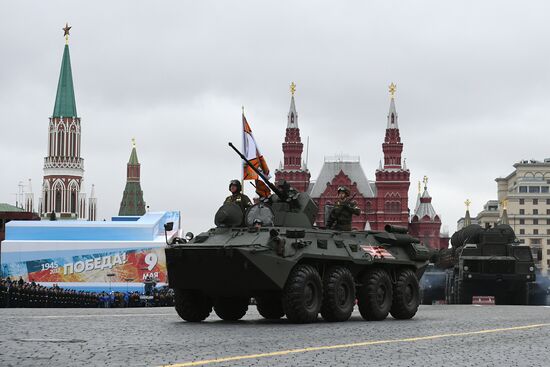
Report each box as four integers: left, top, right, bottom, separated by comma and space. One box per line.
0, 277, 174, 308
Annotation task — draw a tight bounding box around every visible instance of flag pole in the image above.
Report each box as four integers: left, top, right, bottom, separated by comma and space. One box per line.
241, 106, 245, 194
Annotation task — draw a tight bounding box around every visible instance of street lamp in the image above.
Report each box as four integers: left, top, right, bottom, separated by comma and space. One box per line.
124, 278, 134, 293
106, 273, 116, 293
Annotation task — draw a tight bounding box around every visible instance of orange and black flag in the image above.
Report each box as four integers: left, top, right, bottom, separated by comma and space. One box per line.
254, 179, 271, 199
242, 112, 271, 183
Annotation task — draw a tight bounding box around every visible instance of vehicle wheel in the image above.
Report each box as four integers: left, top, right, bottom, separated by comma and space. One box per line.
444, 272, 453, 304
282, 264, 323, 323
214, 297, 249, 321
256, 294, 285, 320
390, 269, 420, 319
511, 284, 529, 305
174, 289, 212, 322
456, 279, 472, 304
358, 268, 393, 321
320, 266, 355, 322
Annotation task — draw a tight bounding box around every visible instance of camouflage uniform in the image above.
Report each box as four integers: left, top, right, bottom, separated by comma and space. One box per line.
225, 179, 252, 216
327, 186, 361, 231
224, 193, 252, 214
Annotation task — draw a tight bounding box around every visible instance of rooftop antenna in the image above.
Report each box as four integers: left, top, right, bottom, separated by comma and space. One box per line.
305, 136, 310, 168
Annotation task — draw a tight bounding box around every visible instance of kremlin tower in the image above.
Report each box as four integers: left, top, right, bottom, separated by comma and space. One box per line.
118, 140, 146, 216
274, 83, 311, 192
39, 24, 96, 220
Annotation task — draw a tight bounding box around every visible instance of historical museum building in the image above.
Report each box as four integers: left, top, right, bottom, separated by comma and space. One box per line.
274, 83, 311, 192
274, 83, 445, 248
38, 25, 97, 220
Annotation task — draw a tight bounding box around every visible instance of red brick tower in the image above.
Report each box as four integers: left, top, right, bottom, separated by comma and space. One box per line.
274, 83, 311, 192
368, 84, 410, 230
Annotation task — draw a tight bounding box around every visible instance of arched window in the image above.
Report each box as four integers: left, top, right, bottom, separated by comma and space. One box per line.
71, 191, 77, 213
55, 190, 61, 213
44, 191, 49, 213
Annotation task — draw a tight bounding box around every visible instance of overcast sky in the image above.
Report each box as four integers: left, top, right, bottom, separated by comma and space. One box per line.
1, 1, 549, 233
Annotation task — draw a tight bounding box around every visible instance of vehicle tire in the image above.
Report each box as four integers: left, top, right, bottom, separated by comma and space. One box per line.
256, 295, 285, 320
444, 272, 453, 304
214, 297, 249, 321
456, 279, 472, 304
390, 269, 420, 320
282, 264, 323, 323
512, 283, 529, 305
320, 266, 356, 322
174, 289, 212, 322
358, 268, 393, 321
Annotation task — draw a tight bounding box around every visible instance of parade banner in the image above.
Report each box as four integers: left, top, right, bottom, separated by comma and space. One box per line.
1, 246, 167, 284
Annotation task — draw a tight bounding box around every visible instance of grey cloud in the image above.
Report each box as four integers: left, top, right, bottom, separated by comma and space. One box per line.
1, 0, 550, 233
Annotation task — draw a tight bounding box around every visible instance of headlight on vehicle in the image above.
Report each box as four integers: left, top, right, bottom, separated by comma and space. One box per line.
467, 274, 473, 279
529, 266, 534, 272
463, 266, 469, 271
526, 275, 531, 279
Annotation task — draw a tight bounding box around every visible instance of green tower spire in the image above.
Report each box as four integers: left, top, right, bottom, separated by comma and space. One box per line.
119, 140, 146, 216
129, 138, 139, 165
52, 44, 77, 118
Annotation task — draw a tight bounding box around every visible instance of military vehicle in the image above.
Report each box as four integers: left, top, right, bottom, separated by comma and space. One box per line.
419, 264, 446, 304
164, 143, 431, 323
437, 224, 536, 305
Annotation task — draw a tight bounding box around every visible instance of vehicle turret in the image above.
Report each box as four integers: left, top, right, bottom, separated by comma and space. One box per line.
228, 142, 318, 228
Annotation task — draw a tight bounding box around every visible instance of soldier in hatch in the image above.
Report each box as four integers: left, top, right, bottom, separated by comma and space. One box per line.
327, 186, 361, 231
224, 179, 252, 214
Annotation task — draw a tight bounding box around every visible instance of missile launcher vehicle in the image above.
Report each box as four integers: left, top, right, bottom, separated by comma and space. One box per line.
164, 143, 432, 323
437, 224, 536, 305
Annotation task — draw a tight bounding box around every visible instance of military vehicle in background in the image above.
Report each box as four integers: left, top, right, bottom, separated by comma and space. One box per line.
436, 224, 536, 305
164, 143, 432, 323
419, 264, 446, 304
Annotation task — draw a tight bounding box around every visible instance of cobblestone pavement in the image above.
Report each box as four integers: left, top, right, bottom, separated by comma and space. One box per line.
1, 305, 550, 367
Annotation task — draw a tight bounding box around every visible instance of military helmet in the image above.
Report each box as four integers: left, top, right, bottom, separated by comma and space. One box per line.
337, 186, 350, 196
229, 179, 242, 192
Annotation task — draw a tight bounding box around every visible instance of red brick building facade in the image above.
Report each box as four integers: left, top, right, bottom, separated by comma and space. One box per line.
274, 85, 445, 248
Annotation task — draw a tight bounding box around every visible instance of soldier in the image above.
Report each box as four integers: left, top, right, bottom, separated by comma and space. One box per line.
327, 186, 361, 231
224, 179, 252, 214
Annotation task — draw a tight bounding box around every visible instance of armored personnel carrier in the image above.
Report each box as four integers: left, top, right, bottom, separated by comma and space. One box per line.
164, 143, 431, 323
437, 224, 536, 305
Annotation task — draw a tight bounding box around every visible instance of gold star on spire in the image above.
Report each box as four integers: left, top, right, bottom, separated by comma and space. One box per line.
290, 82, 296, 96
423, 175, 428, 189
465, 199, 471, 210
131, 138, 136, 148
389, 82, 396, 99
500, 199, 508, 210
63, 22, 72, 44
